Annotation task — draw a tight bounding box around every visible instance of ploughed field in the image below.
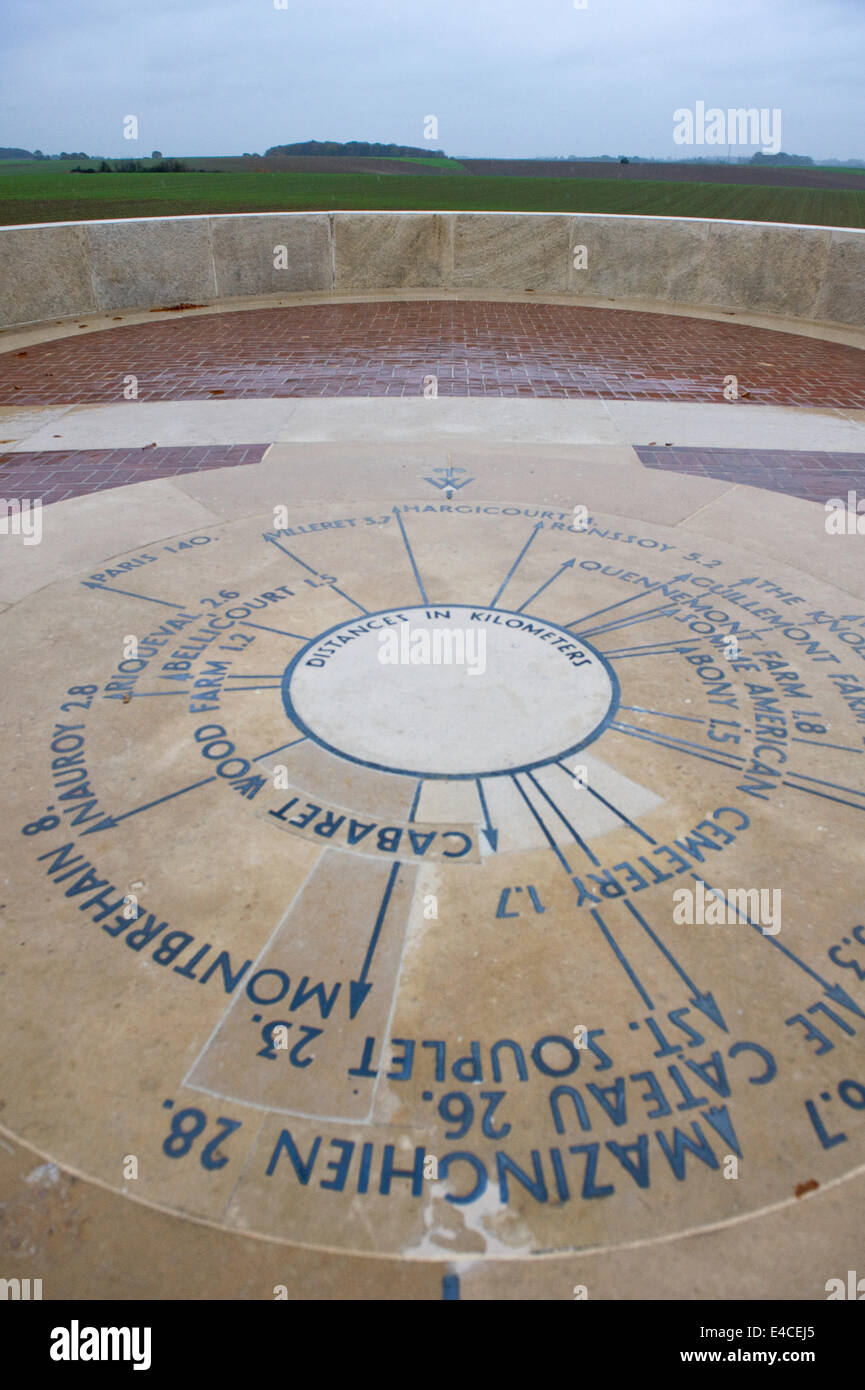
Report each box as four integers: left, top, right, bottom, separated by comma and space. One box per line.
1, 157, 863, 227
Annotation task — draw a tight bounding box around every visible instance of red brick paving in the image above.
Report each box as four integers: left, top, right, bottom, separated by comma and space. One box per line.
635, 446, 865, 504
1, 303, 862, 508
1, 303, 863, 407
0, 445, 268, 507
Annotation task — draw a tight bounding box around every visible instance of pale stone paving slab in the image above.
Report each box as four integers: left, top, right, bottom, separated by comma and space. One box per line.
0, 455, 863, 1294
7, 398, 865, 453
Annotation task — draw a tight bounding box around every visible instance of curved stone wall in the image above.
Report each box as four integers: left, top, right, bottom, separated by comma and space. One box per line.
0, 210, 863, 331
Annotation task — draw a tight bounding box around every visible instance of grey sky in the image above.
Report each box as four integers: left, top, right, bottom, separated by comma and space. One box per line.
2, 0, 863, 159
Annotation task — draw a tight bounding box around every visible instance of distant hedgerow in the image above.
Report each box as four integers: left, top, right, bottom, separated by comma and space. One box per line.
88, 158, 194, 173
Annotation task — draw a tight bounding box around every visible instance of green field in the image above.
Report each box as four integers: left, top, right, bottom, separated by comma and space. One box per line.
388, 156, 468, 172
0, 163, 862, 227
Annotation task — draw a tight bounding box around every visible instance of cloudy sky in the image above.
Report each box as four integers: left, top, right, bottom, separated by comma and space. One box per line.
3, 0, 863, 160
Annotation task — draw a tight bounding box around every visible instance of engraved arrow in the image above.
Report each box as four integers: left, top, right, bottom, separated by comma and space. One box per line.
490, 523, 543, 608
515, 557, 576, 614
475, 778, 499, 852
349, 861, 402, 1018
262, 532, 368, 614
694, 873, 865, 1020
623, 899, 728, 1032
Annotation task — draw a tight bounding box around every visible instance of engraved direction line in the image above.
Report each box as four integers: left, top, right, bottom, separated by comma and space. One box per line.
513, 776, 662, 1012
103, 689, 187, 699
610, 720, 746, 765
553, 760, 658, 845
524, 770, 600, 867
609, 722, 745, 774
490, 523, 543, 608
781, 780, 865, 814
578, 602, 682, 640
475, 778, 499, 852
603, 639, 702, 659
329, 584, 370, 615
365, 791, 425, 1123
515, 558, 576, 614
263, 533, 320, 575
693, 873, 865, 1019
89, 774, 218, 830
264, 531, 369, 614
510, 774, 574, 875
106, 684, 280, 699
254, 736, 308, 763
620, 705, 707, 725
784, 770, 865, 800
80, 582, 187, 609
590, 908, 654, 1010
791, 736, 863, 755
567, 575, 691, 631
92, 737, 309, 829
622, 899, 727, 1031
392, 507, 428, 605
240, 620, 311, 640
349, 861, 403, 1018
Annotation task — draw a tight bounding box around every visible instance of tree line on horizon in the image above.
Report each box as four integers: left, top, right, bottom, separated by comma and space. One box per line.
263, 139, 448, 159
2, 143, 863, 168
